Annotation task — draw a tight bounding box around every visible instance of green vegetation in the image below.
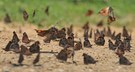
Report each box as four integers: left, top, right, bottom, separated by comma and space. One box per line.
0, 0, 135, 27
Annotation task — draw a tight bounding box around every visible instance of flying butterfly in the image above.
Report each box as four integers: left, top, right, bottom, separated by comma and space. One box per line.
85, 9, 93, 16
99, 6, 110, 16
99, 6, 116, 24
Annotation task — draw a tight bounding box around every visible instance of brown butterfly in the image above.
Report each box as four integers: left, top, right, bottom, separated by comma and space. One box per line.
119, 55, 132, 65
85, 9, 93, 16
4, 13, 11, 23
3, 41, 12, 51
11, 31, 20, 43
18, 53, 24, 65
45, 6, 49, 16
83, 53, 97, 64
23, 10, 29, 21
29, 41, 40, 53
67, 24, 73, 36
43, 34, 52, 43
56, 48, 68, 61
32, 10, 36, 17
33, 52, 40, 65
99, 6, 110, 16
116, 41, 125, 56
97, 20, 103, 27
89, 28, 92, 38
22, 32, 30, 44
34, 29, 49, 37
108, 39, 116, 50
20, 45, 31, 55
74, 39, 82, 50
57, 47, 76, 64
122, 26, 129, 37
107, 15, 115, 24
82, 21, 89, 30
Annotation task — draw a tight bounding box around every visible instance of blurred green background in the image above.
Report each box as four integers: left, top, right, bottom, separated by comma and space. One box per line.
0, 0, 135, 27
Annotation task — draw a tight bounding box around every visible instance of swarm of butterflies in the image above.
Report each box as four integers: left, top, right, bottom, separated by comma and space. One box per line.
3, 6, 132, 66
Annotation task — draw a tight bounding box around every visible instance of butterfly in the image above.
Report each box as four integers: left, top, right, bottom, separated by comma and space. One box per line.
45, 6, 49, 16
97, 20, 103, 27
34, 29, 49, 37
32, 10, 36, 17
107, 15, 115, 24
85, 9, 93, 16
18, 53, 24, 65
99, 7, 116, 24
20, 45, 31, 55
22, 32, 30, 44
4, 13, 11, 23
23, 10, 29, 21
33, 52, 40, 65
99, 6, 110, 16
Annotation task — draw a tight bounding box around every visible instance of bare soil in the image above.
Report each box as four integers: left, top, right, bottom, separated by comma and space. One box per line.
0, 22, 135, 72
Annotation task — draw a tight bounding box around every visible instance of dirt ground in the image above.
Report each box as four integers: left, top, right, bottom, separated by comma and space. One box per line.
0, 22, 135, 72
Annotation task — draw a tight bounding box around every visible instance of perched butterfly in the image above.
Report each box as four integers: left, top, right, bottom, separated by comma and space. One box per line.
29, 41, 40, 53
45, 6, 49, 16
20, 45, 31, 55
97, 20, 103, 27
3, 41, 12, 51
83, 53, 97, 64
11, 31, 20, 43
34, 29, 49, 37
33, 52, 40, 65
107, 15, 115, 24
22, 32, 30, 44
122, 26, 129, 37
4, 13, 11, 23
23, 10, 29, 21
18, 53, 24, 65
32, 10, 36, 17
82, 21, 89, 30
85, 9, 93, 16
74, 39, 82, 50
119, 55, 132, 65
57, 48, 68, 61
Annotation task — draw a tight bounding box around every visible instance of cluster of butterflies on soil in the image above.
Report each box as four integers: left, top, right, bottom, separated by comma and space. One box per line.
2, 6, 132, 66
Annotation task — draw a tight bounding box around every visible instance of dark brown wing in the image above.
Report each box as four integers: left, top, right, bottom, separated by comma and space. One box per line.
97, 20, 103, 27
85, 9, 93, 16
22, 32, 30, 44
34, 29, 49, 37
32, 10, 36, 17
20, 45, 31, 55
12, 31, 20, 43
45, 6, 49, 16
33, 53, 40, 64
18, 53, 24, 64
23, 10, 29, 21
4, 13, 11, 23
